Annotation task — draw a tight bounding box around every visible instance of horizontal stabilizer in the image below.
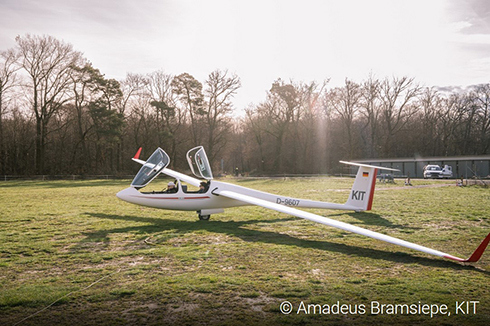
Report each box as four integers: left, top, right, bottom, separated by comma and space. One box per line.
132, 158, 146, 165
340, 161, 400, 172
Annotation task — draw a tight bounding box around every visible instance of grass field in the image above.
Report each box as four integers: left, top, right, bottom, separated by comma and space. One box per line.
0, 177, 489, 325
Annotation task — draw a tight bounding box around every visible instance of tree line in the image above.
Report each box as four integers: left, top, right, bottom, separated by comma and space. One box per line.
1, 34, 489, 176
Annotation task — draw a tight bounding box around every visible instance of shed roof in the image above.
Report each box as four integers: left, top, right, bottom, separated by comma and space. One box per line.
355, 155, 490, 164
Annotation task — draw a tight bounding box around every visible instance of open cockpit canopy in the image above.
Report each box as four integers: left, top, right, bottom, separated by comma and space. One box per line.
187, 146, 213, 180
131, 148, 170, 189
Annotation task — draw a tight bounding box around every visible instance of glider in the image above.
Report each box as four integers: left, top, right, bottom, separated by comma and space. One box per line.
117, 146, 489, 263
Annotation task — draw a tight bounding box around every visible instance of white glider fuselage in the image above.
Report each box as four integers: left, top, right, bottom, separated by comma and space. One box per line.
116, 182, 244, 211
116, 147, 379, 214
116, 178, 358, 213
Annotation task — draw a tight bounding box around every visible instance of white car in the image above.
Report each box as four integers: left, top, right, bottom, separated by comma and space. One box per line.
423, 165, 453, 179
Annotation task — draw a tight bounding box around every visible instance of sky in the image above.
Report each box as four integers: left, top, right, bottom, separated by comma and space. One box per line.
1, 0, 490, 112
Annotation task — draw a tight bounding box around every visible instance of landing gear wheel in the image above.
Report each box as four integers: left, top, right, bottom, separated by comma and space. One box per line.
198, 214, 210, 221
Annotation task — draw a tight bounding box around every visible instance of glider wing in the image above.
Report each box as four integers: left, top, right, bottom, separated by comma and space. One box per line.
217, 189, 489, 263
160, 167, 202, 188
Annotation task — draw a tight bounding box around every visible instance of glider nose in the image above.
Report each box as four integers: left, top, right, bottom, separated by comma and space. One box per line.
116, 187, 137, 203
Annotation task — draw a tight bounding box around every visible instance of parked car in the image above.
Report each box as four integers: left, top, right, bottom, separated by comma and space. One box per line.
423, 165, 453, 179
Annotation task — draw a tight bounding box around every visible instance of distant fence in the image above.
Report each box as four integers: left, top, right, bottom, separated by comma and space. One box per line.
3, 174, 487, 182
464, 179, 490, 187
1, 174, 340, 181
0, 175, 135, 181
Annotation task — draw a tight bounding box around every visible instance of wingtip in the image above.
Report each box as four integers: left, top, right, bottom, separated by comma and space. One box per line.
134, 147, 142, 160
465, 232, 490, 263
444, 232, 490, 263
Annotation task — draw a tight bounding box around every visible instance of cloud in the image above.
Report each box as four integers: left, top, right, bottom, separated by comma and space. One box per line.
447, 0, 490, 34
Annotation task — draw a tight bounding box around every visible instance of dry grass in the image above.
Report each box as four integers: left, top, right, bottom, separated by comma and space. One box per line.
0, 178, 489, 325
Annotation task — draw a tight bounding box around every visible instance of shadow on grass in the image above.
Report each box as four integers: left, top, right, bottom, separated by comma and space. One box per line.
340, 212, 423, 231
80, 212, 490, 273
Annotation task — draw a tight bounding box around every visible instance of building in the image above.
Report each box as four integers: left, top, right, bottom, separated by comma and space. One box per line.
352, 155, 490, 179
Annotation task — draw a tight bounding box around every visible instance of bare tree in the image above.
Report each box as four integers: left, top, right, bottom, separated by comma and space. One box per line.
410, 87, 443, 156
471, 84, 490, 154
379, 76, 421, 156
292, 80, 327, 172
126, 91, 154, 155
439, 93, 466, 155
452, 92, 478, 154
0, 49, 20, 174
171, 73, 204, 146
257, 79, 299, 172
89, 74, 124, 173
146, 70, 187, 165
327, 79, 362, 159
203, 69, 240, 164
360, 75, 381, 158
244, 107, 267, 172
15, 34, 82, 173
70, 63, 100, 172
116, 73, 148, 170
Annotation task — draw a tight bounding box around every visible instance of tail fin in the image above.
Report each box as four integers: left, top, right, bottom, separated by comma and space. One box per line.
341, 161, 399, 211
132, 147, 146, 165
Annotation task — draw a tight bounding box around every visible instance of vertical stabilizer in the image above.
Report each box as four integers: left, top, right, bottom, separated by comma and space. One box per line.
345, 166, 378, 211
340, 161, 399, 212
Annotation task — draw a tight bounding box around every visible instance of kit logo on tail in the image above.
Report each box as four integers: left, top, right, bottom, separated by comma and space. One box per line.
340, 161, 400, 211
351, 190, 366, 201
